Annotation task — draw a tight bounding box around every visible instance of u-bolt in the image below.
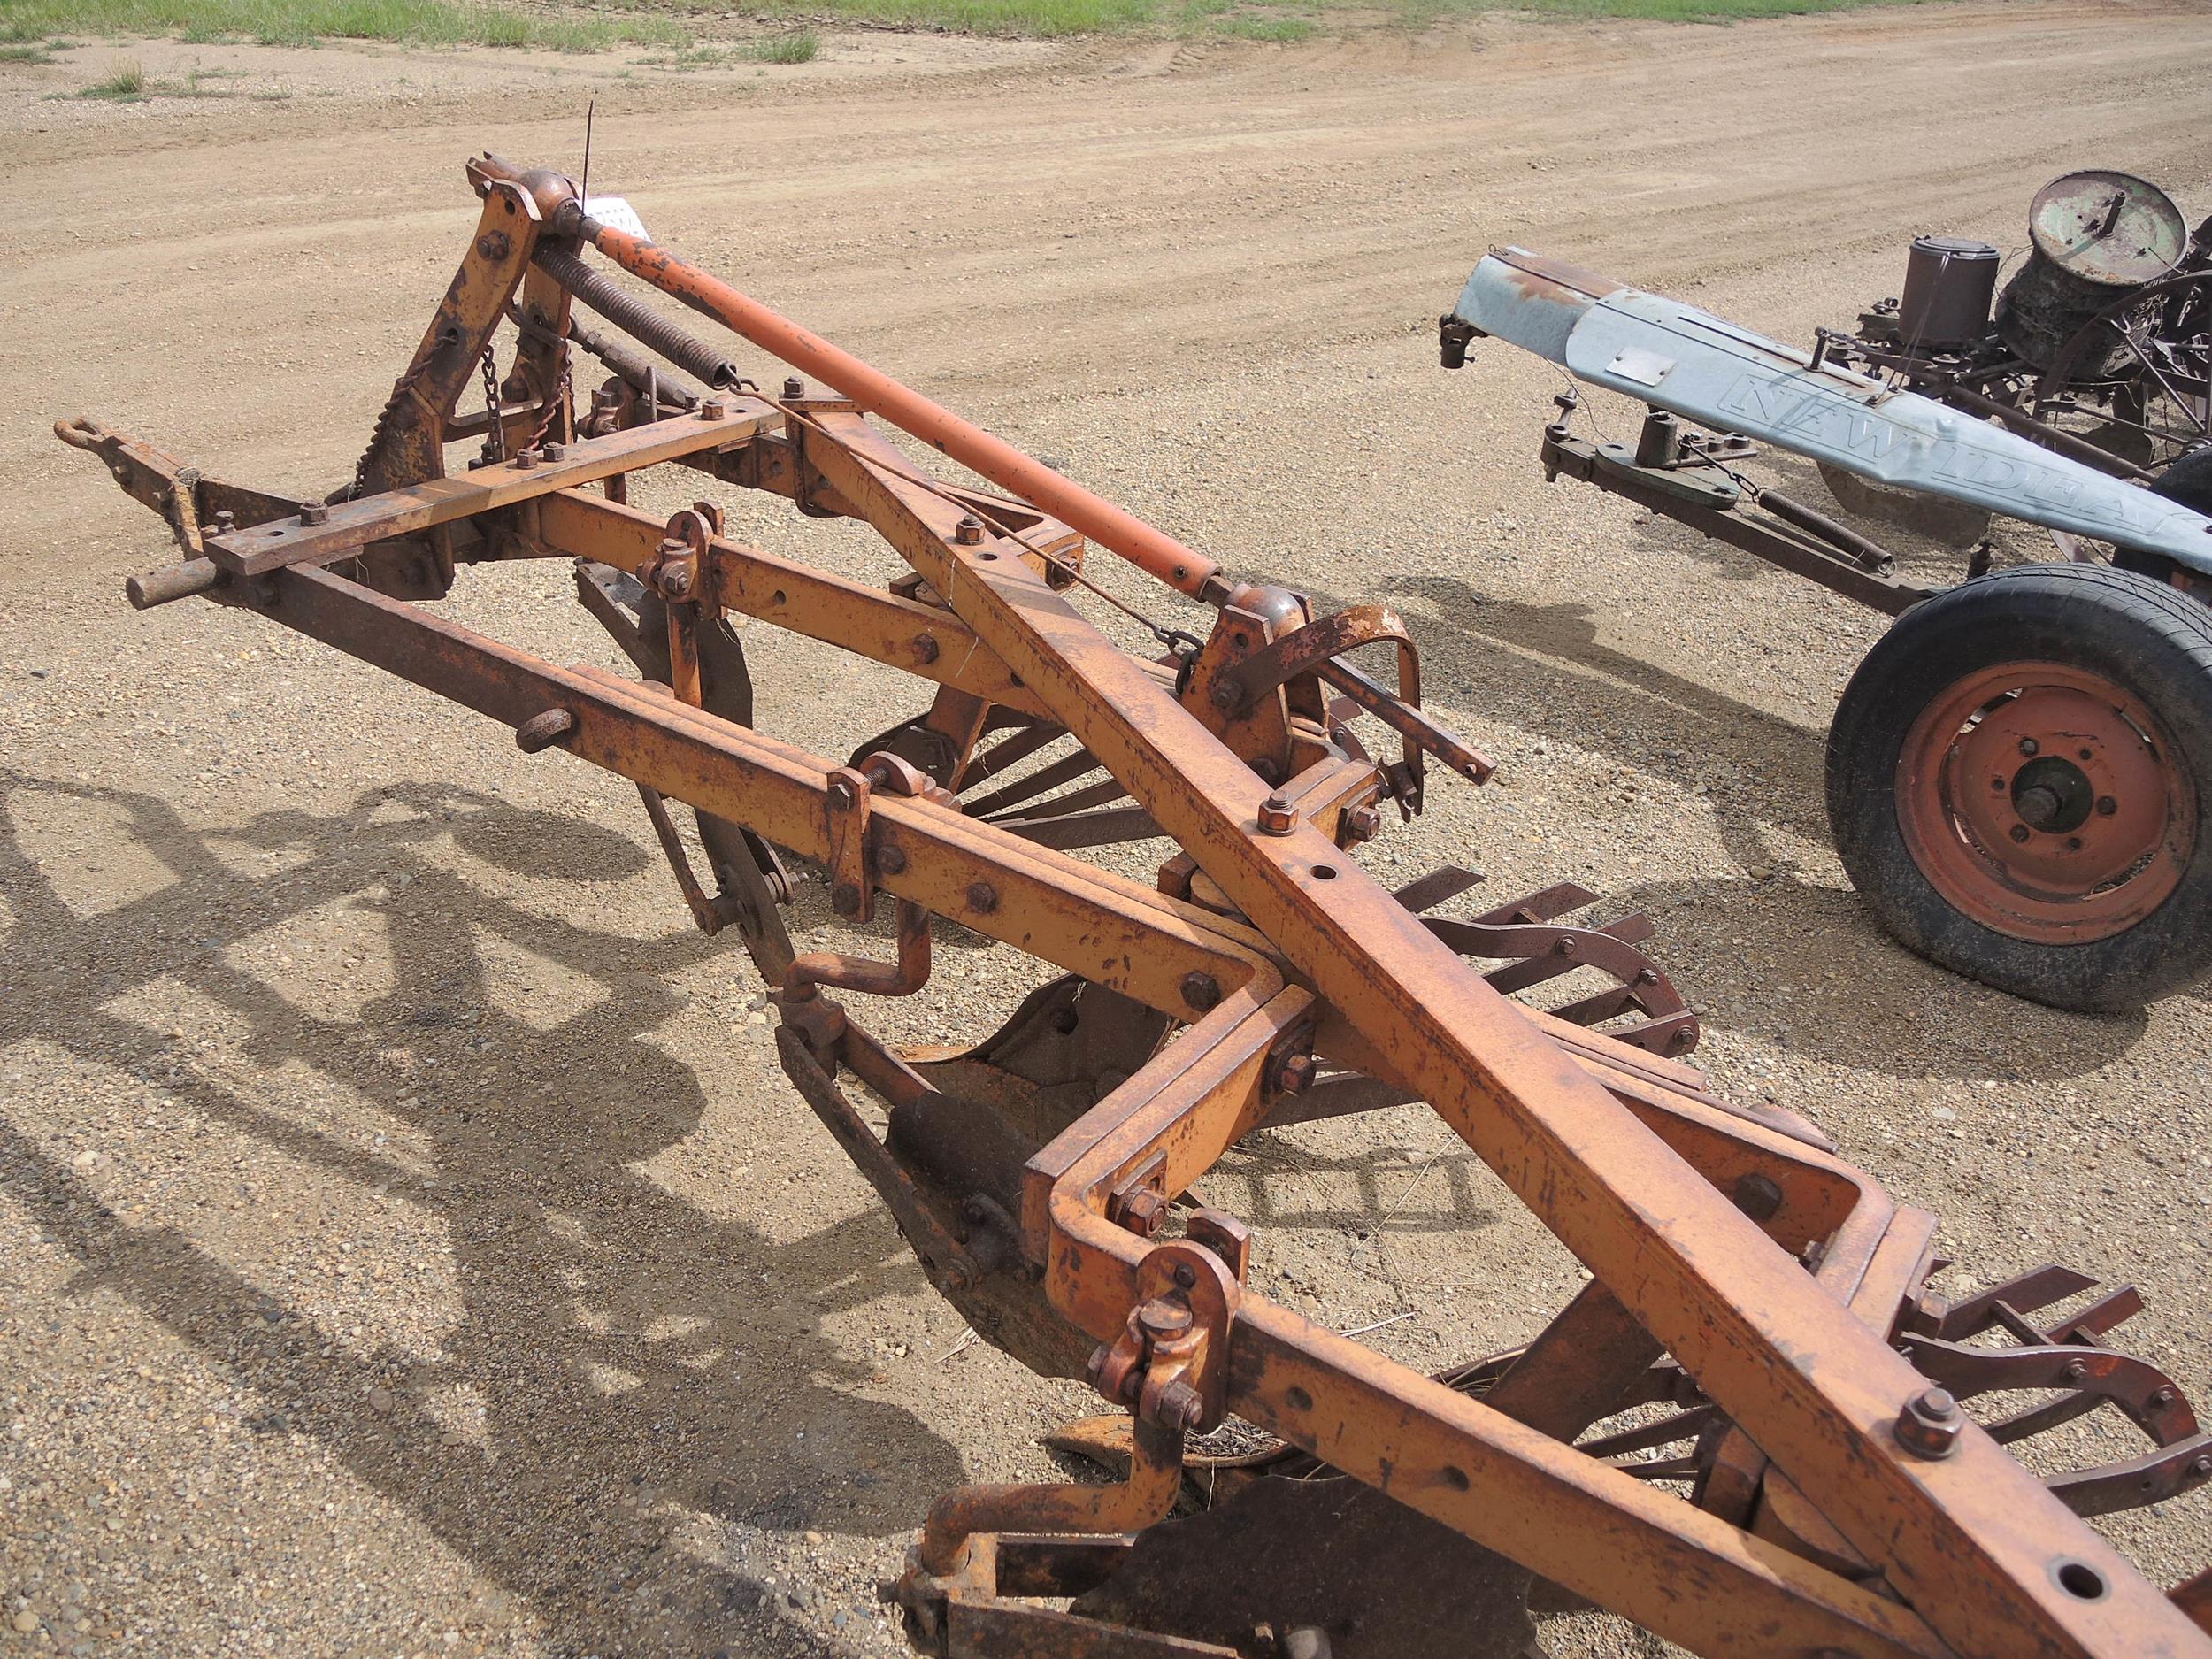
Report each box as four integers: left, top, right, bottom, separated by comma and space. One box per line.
781, 898, 933, 1002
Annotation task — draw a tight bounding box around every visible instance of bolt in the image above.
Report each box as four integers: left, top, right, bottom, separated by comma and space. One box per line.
1554, 935, 1578, 957
1113, 1188, 1167, 1238
877, 844, 907, 877
1256, 793, 1296, 835
2097, 795, 2118, 816
1991, 776, 2006, 792
514, 708, 575, 754
2010, 824, 2032, 843
1895, 1387, 1962, 1459
2019, 737, 2039, 756
783, 376, 806, 399
1272, 1052, 1317, 1095
1181, 972, 1222, 1012
1343, 804, 1381, 844
700, 398, 727, 421
299, 502, 329, 526
2061, 1359, 2089, 1384
513, 448, 539, 469
828, 776, 857, 809
1732, 1171, 1784, 1221
658, 564, 693, 599
966, 881, 998, 914
1171, 1263, 1197, 1288
912, 633, 941, 665
214, 511, 237, 535
1135, 1299, 1192, 1340
1153, 1379, 1205, 1432
2191, 1455, 2212, 1480
954, 515, 985, 547
541, 441, 565, 462
2152, 1386, 2177, 1409
1211, 679, 1243, 712
1636, 966, 1660, 985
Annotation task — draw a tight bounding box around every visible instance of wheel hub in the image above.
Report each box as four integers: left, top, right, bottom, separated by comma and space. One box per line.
1898, 664, 2196, 943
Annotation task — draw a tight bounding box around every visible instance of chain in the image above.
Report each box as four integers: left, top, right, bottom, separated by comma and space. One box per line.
478, 346, 506, 466
340, 351, 434, 503
525, 348, 573, 452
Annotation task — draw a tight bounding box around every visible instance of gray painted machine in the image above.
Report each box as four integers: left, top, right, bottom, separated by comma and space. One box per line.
1442, 180, 2212, 1012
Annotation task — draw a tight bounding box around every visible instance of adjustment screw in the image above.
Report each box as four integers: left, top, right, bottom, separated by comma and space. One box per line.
783, 376, 806, 399
954, 515, 985, 547
1256, 793, 1296, 835
1895, 1387, 1963, 1459
298, 502, 329, 526
699, 398, 727, 421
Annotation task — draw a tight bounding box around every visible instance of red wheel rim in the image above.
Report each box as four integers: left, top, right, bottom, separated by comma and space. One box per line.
1895, 662, 2196, 944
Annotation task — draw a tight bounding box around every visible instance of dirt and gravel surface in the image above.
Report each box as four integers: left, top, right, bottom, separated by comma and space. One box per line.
5, 4, 2212, 1655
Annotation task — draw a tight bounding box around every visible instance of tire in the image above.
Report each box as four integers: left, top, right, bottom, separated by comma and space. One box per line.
1825, 563, 2212, 1010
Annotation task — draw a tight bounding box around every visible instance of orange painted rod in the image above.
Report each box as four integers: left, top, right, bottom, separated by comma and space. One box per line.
584, 223, 1226, 603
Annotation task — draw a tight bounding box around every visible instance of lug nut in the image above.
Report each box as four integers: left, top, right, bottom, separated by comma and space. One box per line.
1256, 793, 1296, 835
1895, 1387, 1963, 1459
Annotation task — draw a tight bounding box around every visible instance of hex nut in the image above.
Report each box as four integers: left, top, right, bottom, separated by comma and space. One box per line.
1895, 1387, 1963, 1458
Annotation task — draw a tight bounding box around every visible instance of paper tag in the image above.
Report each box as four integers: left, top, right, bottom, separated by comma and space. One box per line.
584, 196, 649, 242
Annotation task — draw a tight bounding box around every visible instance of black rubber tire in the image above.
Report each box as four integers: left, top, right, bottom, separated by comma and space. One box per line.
1825, 563, 2212, 1011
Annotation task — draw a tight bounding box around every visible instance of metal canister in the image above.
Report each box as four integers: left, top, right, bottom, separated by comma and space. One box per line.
1896, 235, 2001, 349
1996, 170, 2187, 373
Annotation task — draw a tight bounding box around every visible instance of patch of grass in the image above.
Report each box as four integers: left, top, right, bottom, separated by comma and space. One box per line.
1213, 12, 1311, 36
75, 56, 145, 95
0, 38, 56, 58
742, 24, 818, 58
0, 0, 685, 51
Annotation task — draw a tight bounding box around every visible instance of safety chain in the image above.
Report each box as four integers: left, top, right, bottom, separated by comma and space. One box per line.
477, 345, 506, 466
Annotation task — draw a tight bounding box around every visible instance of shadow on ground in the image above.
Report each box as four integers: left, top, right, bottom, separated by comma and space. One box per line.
0, 773, 968, 1657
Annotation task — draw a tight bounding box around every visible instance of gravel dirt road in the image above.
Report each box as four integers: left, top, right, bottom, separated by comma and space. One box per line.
4, 5, 2212, 1655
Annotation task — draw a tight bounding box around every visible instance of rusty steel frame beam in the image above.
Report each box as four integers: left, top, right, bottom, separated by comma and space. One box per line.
73, 156, 2212, 1659
578, 208, 2208, 1659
